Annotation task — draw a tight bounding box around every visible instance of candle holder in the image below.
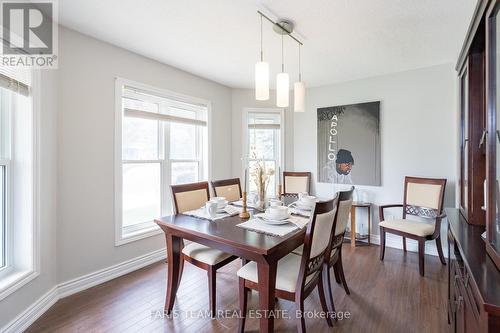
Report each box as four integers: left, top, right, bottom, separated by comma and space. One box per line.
239, 191, 250, 219
277, 184, 282, 200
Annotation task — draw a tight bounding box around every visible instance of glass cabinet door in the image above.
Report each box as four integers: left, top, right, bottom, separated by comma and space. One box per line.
493, 9, 500, 254
460, 69, 469, 216
487, 4, 500, 265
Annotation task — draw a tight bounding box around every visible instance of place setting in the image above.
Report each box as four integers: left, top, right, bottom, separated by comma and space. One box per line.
236, 196, 314, 237
182, 196, 242, 221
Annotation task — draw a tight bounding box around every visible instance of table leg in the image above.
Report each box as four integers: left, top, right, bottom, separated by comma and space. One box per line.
257, 260, 278, 333
350, 206, 356, 248
165, 234, 182, 315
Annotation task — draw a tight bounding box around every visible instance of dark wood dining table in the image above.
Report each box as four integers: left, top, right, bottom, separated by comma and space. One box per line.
155, 198, 305, 333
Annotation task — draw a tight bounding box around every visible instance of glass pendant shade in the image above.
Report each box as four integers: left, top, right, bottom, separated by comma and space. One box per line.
276, 72, 289, 107
255, 61, 269, 101
294, 81, 305, 112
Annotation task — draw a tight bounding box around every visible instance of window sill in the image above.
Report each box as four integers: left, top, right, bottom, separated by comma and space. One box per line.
115, 224, 162, 246
0, 267, 38, 301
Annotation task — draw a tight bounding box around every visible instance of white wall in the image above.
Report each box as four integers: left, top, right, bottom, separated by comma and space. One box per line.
294, 63, 457, 249
231, 89, 294, 178
0, 70, 58, 326
57, 27, 233, 283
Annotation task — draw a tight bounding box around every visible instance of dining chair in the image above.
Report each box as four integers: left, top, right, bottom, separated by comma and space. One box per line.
324, 186, 354, 309
211, 178, 242, 202
237, 195, 340, 333
283, 171, 311, 195
292, 187, 354, 307
379, 176, 447, 276
170, 181, 238, 317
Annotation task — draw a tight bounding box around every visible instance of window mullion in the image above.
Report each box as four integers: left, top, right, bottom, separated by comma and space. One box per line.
164, 121, 172, 215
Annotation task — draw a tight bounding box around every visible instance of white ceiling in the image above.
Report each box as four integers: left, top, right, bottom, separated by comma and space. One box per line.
59, 0, 477, 88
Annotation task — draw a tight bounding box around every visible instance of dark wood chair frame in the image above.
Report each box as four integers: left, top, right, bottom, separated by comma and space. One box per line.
379, 176, 447, 276
283, 171, 312, 195
323, 186, 354, 314
170, 181, 238, 317
210, 178, 242, 199
238, 196, 339, 333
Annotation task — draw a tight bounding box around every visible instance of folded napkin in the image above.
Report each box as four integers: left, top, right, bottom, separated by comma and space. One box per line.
183, 205, 243, 221
289, 207, 312, 218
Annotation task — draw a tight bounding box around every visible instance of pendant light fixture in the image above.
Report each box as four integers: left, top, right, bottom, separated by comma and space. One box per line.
294, 44, 305, 112
276, 33, 289, 107
254, 11, 304, 108
255, 14, 269, 101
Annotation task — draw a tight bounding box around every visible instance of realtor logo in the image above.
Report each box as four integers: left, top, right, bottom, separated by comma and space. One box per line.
0, 0, 58, 68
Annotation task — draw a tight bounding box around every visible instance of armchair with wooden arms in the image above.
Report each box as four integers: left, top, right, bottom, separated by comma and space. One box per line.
379, 176, 447, 276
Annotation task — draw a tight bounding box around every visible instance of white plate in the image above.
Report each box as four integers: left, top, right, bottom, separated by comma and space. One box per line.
260, 214, 291, 225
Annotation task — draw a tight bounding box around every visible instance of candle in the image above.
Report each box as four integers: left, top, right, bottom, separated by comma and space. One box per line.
278, 166, 281, 185
244, 168, 247, 192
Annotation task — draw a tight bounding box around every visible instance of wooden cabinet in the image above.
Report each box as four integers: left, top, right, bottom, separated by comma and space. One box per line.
447, 209, 500, 333
458, 0, 487, 226
457, 0, 500, 268
485, 0, 500, 272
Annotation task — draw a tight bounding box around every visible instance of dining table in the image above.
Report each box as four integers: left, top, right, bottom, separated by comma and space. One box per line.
155, 196, 305, 333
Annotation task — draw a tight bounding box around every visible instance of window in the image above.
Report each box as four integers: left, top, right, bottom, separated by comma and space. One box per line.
0, 67, 38, 300
115, 79, 209, 245
243, 109, 284, 197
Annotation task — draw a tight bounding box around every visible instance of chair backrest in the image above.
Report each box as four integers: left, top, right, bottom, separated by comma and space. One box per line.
171, 181, 210, 214
211, 178, 242, 202
403, 176, 447, 219
330, 187, 354, 255
283, 171, 311, 195
296, 195, 339, 292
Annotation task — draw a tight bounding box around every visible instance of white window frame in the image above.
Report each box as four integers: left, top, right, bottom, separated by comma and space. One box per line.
114, 78, 212, 246
242, 108, 285, 195
0, 70, 40, 301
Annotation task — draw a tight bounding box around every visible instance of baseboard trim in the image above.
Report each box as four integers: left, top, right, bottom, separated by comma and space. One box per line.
58, 248, 166, 298
1, 248, 166, 333
2, 287, 59, 333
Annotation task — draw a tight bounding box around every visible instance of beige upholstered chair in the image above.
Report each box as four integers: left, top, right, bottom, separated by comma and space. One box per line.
170, 181, 237, 317
324, 187, 354, 308
283, 171, 311, 195
211, 178, 242, 202
379, 176, 447, 276
292, 187, 354, 307
237, 196, 339, 333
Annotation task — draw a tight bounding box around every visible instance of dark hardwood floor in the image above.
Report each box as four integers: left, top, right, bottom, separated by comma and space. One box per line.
26, 245, 449, 333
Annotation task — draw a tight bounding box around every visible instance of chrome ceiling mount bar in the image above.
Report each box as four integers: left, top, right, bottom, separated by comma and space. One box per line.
257, 10, 303, 46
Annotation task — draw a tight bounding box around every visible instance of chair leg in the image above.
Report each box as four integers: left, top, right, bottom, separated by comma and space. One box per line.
402, 236, 407, 252
324, 264, 336, 320
238, 277, 247, 333
336, 250, 350, 295
418, 239, 425, 276
318, 267, 333, 327
208, 266, 216, 318
295, 297, 306, 333
436, 236, 446, 265
379, 227, 386, 260
333, 264, 341, 284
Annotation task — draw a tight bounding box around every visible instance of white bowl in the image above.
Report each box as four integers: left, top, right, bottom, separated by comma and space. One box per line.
211, 197, 227, 208
299, 195, 316, 207
266, 206, 288, 220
